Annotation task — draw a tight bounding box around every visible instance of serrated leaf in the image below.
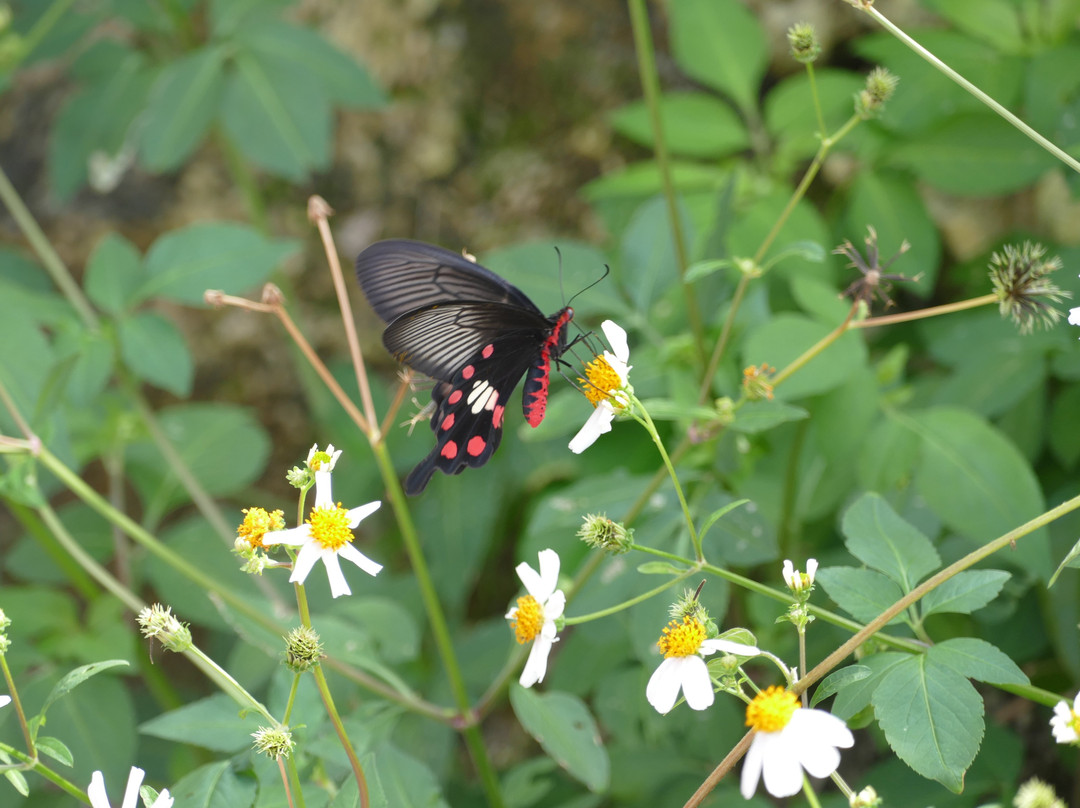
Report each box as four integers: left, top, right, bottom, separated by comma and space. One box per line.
140, 694, 261, 753
117, 312, 193, 395
668, 0, 767, 114
811, 665, 872, 708
832, 651, 908, 720
84, 232, 144, 314
140, 45, 227, 170
815, 567, 906, 625
873, 655, 984, 791
611, 91, 748, 158
36, 736, 74, 767
39, 660, 130, 718
509, 685, 610, 793
921, 570, 1010, 617
139, 221, 298, 304
729, 400, 809, 434
928, 638, 1028, 686
841, 493, 940, 591
906, 407, 1051, 580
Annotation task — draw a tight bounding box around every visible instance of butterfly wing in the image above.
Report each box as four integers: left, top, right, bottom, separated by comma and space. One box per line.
355, 239, 541, 324
391, 302, 555, 494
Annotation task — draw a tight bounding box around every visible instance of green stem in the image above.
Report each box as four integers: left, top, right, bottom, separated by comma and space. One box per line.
859, 3, 1080, 176
0, 656, 33, 760
0, 743, 86, 799
370, 442, 504, 808
806, 63, 826, 136
627, 0, 706, 366
564, 562, 701, 625
15, 0, 78, 72
313, 664, 368, 808
215, 128, 268, 232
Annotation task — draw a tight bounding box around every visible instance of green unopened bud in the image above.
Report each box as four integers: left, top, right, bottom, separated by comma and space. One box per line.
855, 67, 898, 118
252, 726, 295, 760
850, 785, 882, 807
0, 607, 10, 653
668, 587, 710, 628
714, 396, 736, 427
284, 626, 323, 672
137, 604, 192, 653
787, 23, 820, 64
577, 513, 633, 554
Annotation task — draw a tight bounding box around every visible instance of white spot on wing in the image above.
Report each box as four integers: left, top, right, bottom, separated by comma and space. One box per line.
467, 380, 499, 414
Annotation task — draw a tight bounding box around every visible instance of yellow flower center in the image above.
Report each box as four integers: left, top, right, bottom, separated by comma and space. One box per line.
307, 504, 354, 551
656, 617, 706, 658
1070, 709, 1080, 736
237, 507, 285, 548
745, 686, 800, 733
309, 450, 332, 471
510, 595, 544, 643
579, 355, 621, 408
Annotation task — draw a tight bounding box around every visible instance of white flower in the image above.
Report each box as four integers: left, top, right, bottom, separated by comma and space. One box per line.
0, 695, 10, 708
89, 767, 173, 808
782, 558, 818, 592
646, 617, 759, 714
569, 320, 632, 454
262, 463, 382, 598
307, 443, 342, 472
506, 549, 566, 687
741, 686, 854, 799
1050, 692, 1080, 744
1070, 307, 1080, 331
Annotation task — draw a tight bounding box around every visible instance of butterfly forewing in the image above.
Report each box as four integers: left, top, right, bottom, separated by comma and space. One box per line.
356, 239, 540, 323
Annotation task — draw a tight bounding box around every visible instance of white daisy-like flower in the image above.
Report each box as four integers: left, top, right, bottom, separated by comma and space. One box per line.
262, 462, 382, 598
306, 443, 341, 472
1050, 692, 1080, 744
569, 320, 632, 454
646, 617, 759, 714
89, 766, 173, 808
782, 558, 818, 593
506, 549, 566, 687
740, 686, 854, 799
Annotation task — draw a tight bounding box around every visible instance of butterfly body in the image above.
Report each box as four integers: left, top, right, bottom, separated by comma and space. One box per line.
355, 239, 573, 495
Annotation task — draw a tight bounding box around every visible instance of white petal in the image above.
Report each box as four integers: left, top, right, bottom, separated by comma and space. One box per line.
646, 657, 683, 714
515, 560, 544, 599
568, 403, 615, 454
806, 558, 818, 581
150, 789, 175, 808
289, 542, 321, 585
1069, 307, 1080, 326
306, 444, 319, 464
782, 559, 795, 587
261, 525, 311, 548
678, 654, 715, 710
120, 767, 146, 808
699, 638, 759, 657
313, 470, 333, 508
520, 635, 554, 687
544, 589, 566, 622
740, 735, 765, 798
346, 500, 381, 527
798, 742, 841, 778
0, 695, 10, 708
321, 552, 352, 598
505, 606, 518, 621
601, 320, 629, 363
338, 543, 383, 577
88, 772, 111, 808
760, 730, 804, 797
535, 549, 561, 602
1072, 692, 1080, 712
791, 708, 854, 750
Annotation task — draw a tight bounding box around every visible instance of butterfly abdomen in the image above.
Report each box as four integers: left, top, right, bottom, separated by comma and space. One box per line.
522, 307, 573, 427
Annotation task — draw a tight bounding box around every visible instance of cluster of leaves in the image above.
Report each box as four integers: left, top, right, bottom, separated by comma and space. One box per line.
1, 0, 1080, 806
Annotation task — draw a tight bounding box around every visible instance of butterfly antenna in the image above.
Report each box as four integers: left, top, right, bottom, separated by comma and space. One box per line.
567, 263, 610, 308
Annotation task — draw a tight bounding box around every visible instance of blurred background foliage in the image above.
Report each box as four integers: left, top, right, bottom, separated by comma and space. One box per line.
1, 0, 1080, 806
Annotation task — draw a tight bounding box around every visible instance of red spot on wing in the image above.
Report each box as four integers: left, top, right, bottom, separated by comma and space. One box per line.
441, 440, 458, 459
448, 390, 463, 404
493, 404, 505, 428
441, 414, 455, 430
482, 343, 494, 358
467, 435, 486, 456
462, 365, 475, 380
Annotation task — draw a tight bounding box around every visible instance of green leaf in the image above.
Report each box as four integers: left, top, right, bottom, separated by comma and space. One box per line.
619, 196, 695, 313
39, 675, 136, 778
729, 400, 809, 434
728, 191, 835, 284
208, 0, 292, 35
84, 232, 144, 314
920, 0, 1024, 53
698, 498, 750, 544
53, 324, 114, 407
366, 746, 450, 808
873, 654, 984, 792
140, 45, 228, 171
832, 651, 908, 720
220, 49, 331, 179
637, 398, 722, 422
1048, 383, 1080, 468
581, 160, 728, 202
814, 566, 906, 624
509, 685, 610, 793
931, 350, 1046, 418
167, 760, 258, 806
741, 314, 867, 400
140, 694, 261, 752
843, 170, 940, 296
840, 493, 940, 591
811, 665, 872, 708
38, 661, 130, 719
857, 416, 921, 493
117, 312, 194, 396
236, 20, 386, 108
764, 69, 866, 160
611, 92, 748, 158
928, 638, 1028, 686
35, 736, 73, 767
668, 0, 767, 114
1051, 537, 1080, 587
921, 570, 1010, 618
140, 221, 298, 304
637, 561, 685, 575
906, 407, 1051, 580
125, 404, 271, 515
889, 113, 1058, 196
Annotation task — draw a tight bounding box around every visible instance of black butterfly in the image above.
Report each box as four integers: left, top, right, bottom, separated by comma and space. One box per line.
355, 239, 573, 495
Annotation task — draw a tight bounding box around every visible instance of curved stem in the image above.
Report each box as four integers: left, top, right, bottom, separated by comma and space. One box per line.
564, 563, 701, 625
